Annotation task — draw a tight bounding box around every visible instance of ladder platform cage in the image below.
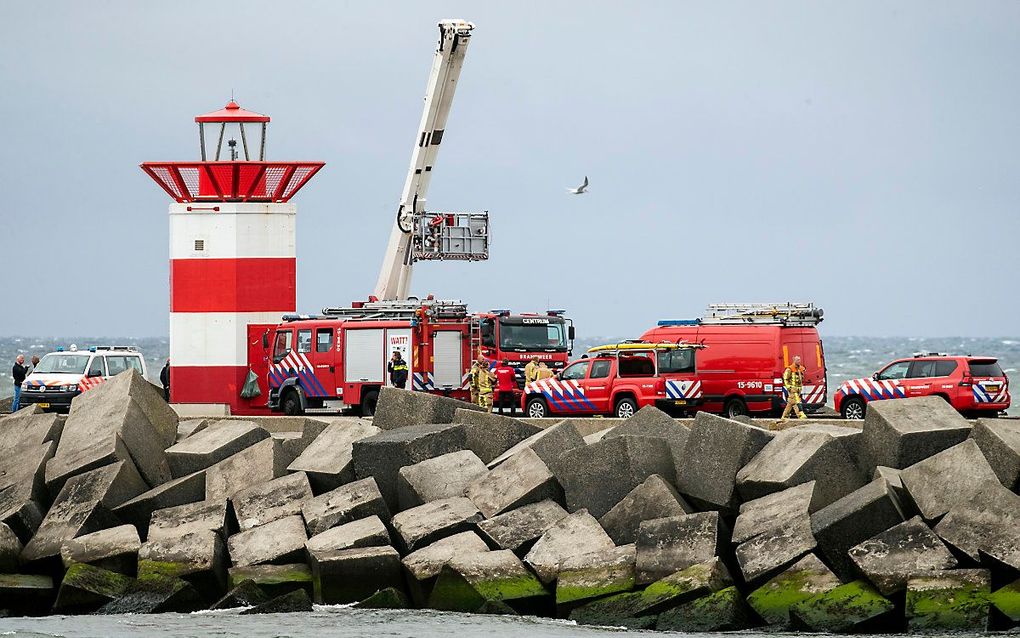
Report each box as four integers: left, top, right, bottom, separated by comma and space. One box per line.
411, 211, 489, 262
700, 302, 824, 326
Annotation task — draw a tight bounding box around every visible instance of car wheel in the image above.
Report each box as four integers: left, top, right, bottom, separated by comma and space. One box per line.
615, 397, 638, 419
841, 396, 866, 420
526, 397, 548, 419
281, 390, 303, 416
724, 397, 747, 419
361, 390, 379, 417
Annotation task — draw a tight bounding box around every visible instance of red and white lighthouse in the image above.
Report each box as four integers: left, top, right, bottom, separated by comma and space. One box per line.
142, 101, 323, 415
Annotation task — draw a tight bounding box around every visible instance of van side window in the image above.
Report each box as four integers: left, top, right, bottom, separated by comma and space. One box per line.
619, 354, 655, 377
658, 349, 695, 374
297, 330, 313, 354
127, 357, 144, 375
106, 356, 129, 376
589, 360, 612, 379
908, 360, 937, 378
316, 328, 334, 353
273, 331, 293, 363
87, 357, 106, 377
933, 360, 958, 377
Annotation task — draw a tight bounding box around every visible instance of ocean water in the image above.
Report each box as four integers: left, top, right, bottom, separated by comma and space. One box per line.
2, 335, 1017, 415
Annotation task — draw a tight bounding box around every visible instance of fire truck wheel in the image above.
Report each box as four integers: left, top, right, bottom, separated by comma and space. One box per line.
525, 397, 548, 419
840, 396, 866, 420
723, 397, 747, 419
361, 390, 380, 416
614, 397, 638, 419
281, 390, 304, 416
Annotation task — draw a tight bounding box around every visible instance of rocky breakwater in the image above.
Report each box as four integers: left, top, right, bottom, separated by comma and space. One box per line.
1, 379, 1020, 631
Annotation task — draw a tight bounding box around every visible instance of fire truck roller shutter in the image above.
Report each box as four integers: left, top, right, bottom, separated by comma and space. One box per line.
433, 331, 463, 390
345, 329, 385, 383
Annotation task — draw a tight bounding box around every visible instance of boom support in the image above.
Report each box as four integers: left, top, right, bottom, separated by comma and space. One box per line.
373, 19, 475, 301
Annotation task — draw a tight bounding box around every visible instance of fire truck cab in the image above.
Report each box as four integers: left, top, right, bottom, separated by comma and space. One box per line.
475, 310, 575, 384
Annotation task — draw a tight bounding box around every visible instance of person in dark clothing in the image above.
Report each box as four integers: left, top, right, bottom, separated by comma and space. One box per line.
388, 351, 408, 389
159, 359, 170, 402
12, 355, 28, 412
493, 359, 517, 416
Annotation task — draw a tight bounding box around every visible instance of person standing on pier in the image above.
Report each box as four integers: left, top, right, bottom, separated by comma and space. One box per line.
524, 356, 541, 385
11, 355, 28, 412
493, 359, 517, 416
780, 355, 808, 420
159, 358, 170, 401
388, 351, 408, 390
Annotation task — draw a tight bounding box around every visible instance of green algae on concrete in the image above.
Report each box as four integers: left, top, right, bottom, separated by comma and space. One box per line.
746, 553, 842, 627
137, 558, 192, 579
656, 586, 751, 632
97, 572, 201, 614
54, 562, 134, 611
227, 563, 313, 598
354, 587, 410, 609
429, 566, 547, 612
0, 573, 55, 615
790, 579, 895, 633
905, 569, 991, 632
555, 544, 636, 606
990, 579, 1020, 622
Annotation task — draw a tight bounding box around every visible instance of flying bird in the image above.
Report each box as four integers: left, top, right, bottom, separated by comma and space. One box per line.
567, 176, 589, 195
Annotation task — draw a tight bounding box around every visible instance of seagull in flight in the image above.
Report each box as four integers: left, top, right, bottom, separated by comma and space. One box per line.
567, 176, 589, 195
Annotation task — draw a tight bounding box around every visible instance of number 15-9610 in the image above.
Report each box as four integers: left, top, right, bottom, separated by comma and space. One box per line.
737, 381, 763, 390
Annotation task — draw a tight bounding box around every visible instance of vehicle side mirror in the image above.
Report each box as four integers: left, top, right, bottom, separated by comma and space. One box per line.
568, 326, 575, 340
88, 370, 103, 378
872, 372, 879, 381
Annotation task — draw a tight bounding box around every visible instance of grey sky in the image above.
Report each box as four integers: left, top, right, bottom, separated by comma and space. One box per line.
1, 1, 1017, 339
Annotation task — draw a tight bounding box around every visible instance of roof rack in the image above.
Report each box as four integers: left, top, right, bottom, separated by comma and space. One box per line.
587, 341, 705, 354
699, 302, 824, 326
90, 345, 139, 352
912, 351, 949, 358
321, 298, 468, 321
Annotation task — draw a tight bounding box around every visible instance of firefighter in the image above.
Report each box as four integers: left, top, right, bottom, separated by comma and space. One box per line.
474, 357, 494, 410
468, 359, 482, 405
388, 351, 409, 389
523, 357, 541, 385
780, 355, 808, 420
493, 359, 517, 416
535, 362, 555, 380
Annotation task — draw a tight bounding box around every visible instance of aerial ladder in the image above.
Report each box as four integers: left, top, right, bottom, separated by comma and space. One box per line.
373, 19, 488, 302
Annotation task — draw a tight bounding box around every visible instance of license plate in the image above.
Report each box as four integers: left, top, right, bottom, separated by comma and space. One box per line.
37, 403, 49, 408
674, 400, 687, 406
985, 384, 1000, 392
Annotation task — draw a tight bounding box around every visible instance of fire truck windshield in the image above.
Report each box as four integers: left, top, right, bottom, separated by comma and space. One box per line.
498, 318, 567, 352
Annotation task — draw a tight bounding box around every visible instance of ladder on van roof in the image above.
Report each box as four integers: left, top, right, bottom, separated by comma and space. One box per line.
699, 302, 824, 327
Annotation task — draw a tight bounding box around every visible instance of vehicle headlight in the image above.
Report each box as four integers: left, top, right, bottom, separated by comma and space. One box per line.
61, 384, 78, 392
21, 382, 29, 390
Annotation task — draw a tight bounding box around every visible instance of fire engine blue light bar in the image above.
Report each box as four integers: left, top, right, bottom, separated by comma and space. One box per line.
657, 319, 700, 326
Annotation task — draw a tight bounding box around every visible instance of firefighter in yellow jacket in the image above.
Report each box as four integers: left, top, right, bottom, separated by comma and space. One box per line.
471, 355, 494, 409
781, 355, 808, 420
523, 357, 541, 385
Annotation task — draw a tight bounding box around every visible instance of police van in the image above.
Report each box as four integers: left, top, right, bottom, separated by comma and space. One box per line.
19, 346, 149, 413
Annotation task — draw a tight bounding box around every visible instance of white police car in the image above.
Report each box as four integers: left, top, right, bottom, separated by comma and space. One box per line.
20, 345, 148, 413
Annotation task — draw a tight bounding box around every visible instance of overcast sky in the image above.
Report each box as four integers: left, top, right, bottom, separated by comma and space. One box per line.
1, 1, 1017, 339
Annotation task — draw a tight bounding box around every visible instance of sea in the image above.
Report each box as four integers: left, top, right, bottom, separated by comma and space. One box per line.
1, 335, 1017, 416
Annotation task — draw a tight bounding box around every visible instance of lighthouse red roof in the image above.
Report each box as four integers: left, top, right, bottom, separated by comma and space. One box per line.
195, 100, 270, 123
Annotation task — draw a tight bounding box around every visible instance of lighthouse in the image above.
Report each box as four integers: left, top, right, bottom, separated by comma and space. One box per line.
142, 101, 324, 415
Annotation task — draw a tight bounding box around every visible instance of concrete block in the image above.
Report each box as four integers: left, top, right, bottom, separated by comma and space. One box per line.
873, 465, 910, 502
849, 516, 957, 595
0, 573, 54, 616
0, 440, 55, 503
598, 474, 694, 545
524, 509, 614, 584
21, 461, 145, 565
636, 512, 725, 585
476, 500, 569, 552
906, 569, 991, 632
736, 515, 815, 583
204, 438, 289, 502
227, 563, 313, 599
301, 477, 390, 537
398, 450, 488, 510
373, 386, 483, 430
0, 522, 22, 572
934, 483, 1020, 570
557, 434, 675, 519
733, 480, 815, 543
675, 411, 775, 511
900, 439, 1001, 521
97, 573, 201, 614
354, 586, 409, 609
305, 515, 390, 553
231, 472, 313, 531
61, 524, 140, 574
990, 579, 1020, 622
970, 418, 1020, 490
452, 408, 543, 464
111, 471, 205, 534
227, 515, 307, 567
811, 477, 907, 579
286, 420, 380, 493
737, 428, 866, 510
0, 483, 44, 543
54, 563, 134, 612
656, 586, 752, 632
175, 418, 210, 443
746, 553, 842, 627
70, 369, 178, 448
428, 549, 548, 613
138, 529, 227, 599
209, 578, 269, 609
148, 499, 228, 541
790, 580, 895, 632
0, 412, 63, 451
487, 420, 584, 472
583, 427, 613, 444
279, 417, 331, 461
238, 588, 313, 614
308, 545, 403, 604
401, 531, 491, 582
165, 420, 270, 478
391, 497, 483, 552
466, 448, 562, 519
556, 543, 636, 606
352, 423, 467, 511
861, 396, 971, 470
604, 405, 689, 452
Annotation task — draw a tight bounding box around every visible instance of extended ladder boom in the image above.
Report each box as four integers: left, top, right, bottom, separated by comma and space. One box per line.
373, 19, 475, 301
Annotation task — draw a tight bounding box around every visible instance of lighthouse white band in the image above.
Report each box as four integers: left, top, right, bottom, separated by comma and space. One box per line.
170, 311, 286, 367
170, 203, 296, 259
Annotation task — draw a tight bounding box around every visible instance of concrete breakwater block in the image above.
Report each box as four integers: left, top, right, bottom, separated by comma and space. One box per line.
0, 483, 45, 544
53, 562, 134, 612
733, 480, 815, 543
138, 528, 227, 599
210, 578, 269, 610
790, 580, 895, 632
97, 572, 200, 614
810, 477, 906, 579
227, 563, 313, 599
736, 514, 815, 583
860, 396, 971, 470
452, 408, 543, 464
301, 477, 390, 537
354, 586, 410, 609
635, 512, 725, 585
848, 516, 957, 595
227, 515, 307, 567
231, 472, 313, 531
905, 569, 991, 632
487, 420, 585, 471
0, 522, 22, 571
656, 585, 751, 632
111, 471, 205, 533
305, 515, 390, 553
204, 438, 289, 502
476, 500, 568, 552
0, 411, 63, 450
934, 483, 1020, 570
287, 420, 380, 493
599, 474, 692, 546
70, 369, 178, 448
352, 423, 467, 511
428, 549, 548, 613
557, 435, 675, 519
970, 418, 1020, 490
309, 544, 403, 604
391, 497, 483, 552
466, 449, 562, 519
676, 412, 774, 512
175, 418, 210, 442
899, 439, 1000, 521
238, 588, 313, 614
165, 420, 269, 478
990, 579, 1020, 622
0, 573, 55, 615
60, 524, 140, 574
401, 531, 490, 585
524, 509, 614, 585
555, 543, 636, 606
746, 553, 842, 627
604, 406, 690, 457
373, 387, 483, 431
399, 450, 488, 510
148, 499, 228, 541
0, 440, 55, 504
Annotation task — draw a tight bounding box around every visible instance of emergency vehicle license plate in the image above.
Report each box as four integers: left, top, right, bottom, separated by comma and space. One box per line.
674, 400, 687, 406
37, 403, 49, 408
986, 384, 1001, 392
